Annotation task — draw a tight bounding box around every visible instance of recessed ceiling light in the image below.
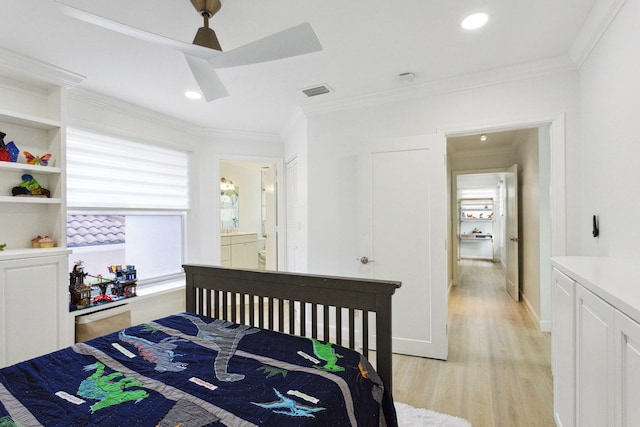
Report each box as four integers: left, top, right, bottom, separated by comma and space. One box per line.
461, 12, 489, 30
185, 91, 202, 100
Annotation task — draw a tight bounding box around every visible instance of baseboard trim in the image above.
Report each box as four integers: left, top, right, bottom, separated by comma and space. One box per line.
521, 293, 551, 332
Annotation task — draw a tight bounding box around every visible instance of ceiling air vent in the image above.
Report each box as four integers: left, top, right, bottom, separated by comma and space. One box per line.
300, 84, 332, 98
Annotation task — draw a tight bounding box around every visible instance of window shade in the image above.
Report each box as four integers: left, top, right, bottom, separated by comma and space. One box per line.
67, 129, 189, 210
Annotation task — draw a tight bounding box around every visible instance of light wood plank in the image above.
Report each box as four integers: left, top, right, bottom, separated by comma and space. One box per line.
391, 260, 554, 427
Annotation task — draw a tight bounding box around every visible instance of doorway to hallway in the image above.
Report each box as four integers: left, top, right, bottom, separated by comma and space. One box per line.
447, 126, 550, 329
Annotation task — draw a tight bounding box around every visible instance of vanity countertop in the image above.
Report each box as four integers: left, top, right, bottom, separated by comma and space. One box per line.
221, 231, 257, 237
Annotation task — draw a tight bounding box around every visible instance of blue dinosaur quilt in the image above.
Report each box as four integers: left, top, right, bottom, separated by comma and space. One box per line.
0, 312, 398, 426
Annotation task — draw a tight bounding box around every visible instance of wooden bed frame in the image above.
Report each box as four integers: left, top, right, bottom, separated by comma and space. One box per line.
183, 264, 401, 389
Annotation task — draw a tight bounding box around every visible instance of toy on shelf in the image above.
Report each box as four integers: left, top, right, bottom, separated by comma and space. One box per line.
108, 265, 138, 298
24, 151, 52, 166
92, 274, 114, 305
69, 262, 137, 311
31, 235, 55, 248
0, 131, 19, 162
69, 261, 92, 310
12, 174, 51, 197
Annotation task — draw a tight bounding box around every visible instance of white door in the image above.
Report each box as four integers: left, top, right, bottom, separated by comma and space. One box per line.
358, 134, 448, 360
285, 158, 298, 271
263, 166, 278, 270
505, 164, 520, 301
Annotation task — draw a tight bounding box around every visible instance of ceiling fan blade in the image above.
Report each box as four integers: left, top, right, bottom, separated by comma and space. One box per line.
207, 22, 322, 69
52, 0, 222, 60
184, 54, 229, 102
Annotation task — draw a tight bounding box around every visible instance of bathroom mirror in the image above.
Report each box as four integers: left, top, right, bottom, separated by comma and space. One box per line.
220, 187, 239, 230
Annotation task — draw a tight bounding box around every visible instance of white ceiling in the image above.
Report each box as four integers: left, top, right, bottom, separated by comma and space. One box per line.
0, 0, 596, 134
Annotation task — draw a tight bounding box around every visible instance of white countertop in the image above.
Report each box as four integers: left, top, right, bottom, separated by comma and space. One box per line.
0, 247, 71, 261
551, 256, 640, 324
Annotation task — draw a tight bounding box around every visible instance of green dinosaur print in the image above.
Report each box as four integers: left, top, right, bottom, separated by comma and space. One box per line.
77, 362, 148, 413
308, 338, 344, 372
0, 416, 21, 427
257, 365, 288, 378
141, 323, 159, 334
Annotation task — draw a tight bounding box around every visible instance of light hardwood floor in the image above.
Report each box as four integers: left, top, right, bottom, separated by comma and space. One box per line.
391, 260, 554, 427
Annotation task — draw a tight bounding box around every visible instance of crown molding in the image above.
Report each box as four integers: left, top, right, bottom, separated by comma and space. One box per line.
569, 0, 628, 67
301, 55, 577, 117
69, 87, 203, 134
0, 47, 84, 89
69, 87, 281, 144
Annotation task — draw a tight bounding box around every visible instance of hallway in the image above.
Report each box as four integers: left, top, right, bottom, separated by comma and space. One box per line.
391, 260, 554, 426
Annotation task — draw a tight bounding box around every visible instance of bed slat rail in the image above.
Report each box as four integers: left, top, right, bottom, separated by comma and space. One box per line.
183, 264, 401, 390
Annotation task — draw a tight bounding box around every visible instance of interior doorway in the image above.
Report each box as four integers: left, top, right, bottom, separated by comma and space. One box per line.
447, 126, 551, 329
219, 159, 281, 271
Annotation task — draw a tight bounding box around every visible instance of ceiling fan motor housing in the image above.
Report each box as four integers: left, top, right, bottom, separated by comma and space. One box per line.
191, 0, 222, 50
191, 0, 221, 17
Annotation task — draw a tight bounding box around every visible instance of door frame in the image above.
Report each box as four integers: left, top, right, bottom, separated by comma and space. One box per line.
451, 167, 507, 286
214, 154, 286, 271
442, 113, 566, 331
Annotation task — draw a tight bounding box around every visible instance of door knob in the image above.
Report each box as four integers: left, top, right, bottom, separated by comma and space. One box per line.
359, 256, 375, 264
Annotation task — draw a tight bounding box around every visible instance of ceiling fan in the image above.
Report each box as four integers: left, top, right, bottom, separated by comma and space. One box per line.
52, 0, 323, 101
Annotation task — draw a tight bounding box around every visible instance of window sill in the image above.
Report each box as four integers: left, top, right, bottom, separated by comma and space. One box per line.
136, 276, 185, 299
68, 276, 185, 318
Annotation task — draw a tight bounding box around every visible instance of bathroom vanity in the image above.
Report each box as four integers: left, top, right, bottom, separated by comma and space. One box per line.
220, 232, 258, 269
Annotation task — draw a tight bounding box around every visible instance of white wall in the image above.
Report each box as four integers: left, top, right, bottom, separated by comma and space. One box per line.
301, 70, 581, 282
579, 0, 640, 262
282, 112, 309, 272
515, 129, 541, 318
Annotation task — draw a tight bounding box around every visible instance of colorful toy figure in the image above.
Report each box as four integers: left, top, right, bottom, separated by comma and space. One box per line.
0, 131, 19, 162
11, 174, 51, 197
69, 261, 92, 309
24, 151, 51, 166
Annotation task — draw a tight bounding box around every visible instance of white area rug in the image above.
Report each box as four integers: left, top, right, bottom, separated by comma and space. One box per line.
394, 402, 472, 427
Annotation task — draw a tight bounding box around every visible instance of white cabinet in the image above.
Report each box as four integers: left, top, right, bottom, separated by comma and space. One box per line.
614, 311, 640, 427
551, 258, 640, 427
552, 268, 575, 427
0, 251, 70, 367
575, 284, 615, 427
221, 233, 258, 269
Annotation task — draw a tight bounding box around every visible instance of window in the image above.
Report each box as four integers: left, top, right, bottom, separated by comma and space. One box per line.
66, 129, 189, 284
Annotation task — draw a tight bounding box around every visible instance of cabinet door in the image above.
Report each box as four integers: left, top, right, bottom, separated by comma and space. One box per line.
552, 268, 575, 427
0, 255, 68, 367
614, 311, 640, 427
575, 284, 615, 427
231, 242, 258, 269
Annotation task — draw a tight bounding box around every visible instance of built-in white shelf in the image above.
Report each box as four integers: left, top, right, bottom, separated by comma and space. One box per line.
0, 161, 61, 174
0, 196, 62, 204
0, 109, 61, 130
0, 247, 70, 261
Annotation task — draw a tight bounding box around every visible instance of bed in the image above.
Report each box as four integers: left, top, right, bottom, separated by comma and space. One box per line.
0, 264, 401, 426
